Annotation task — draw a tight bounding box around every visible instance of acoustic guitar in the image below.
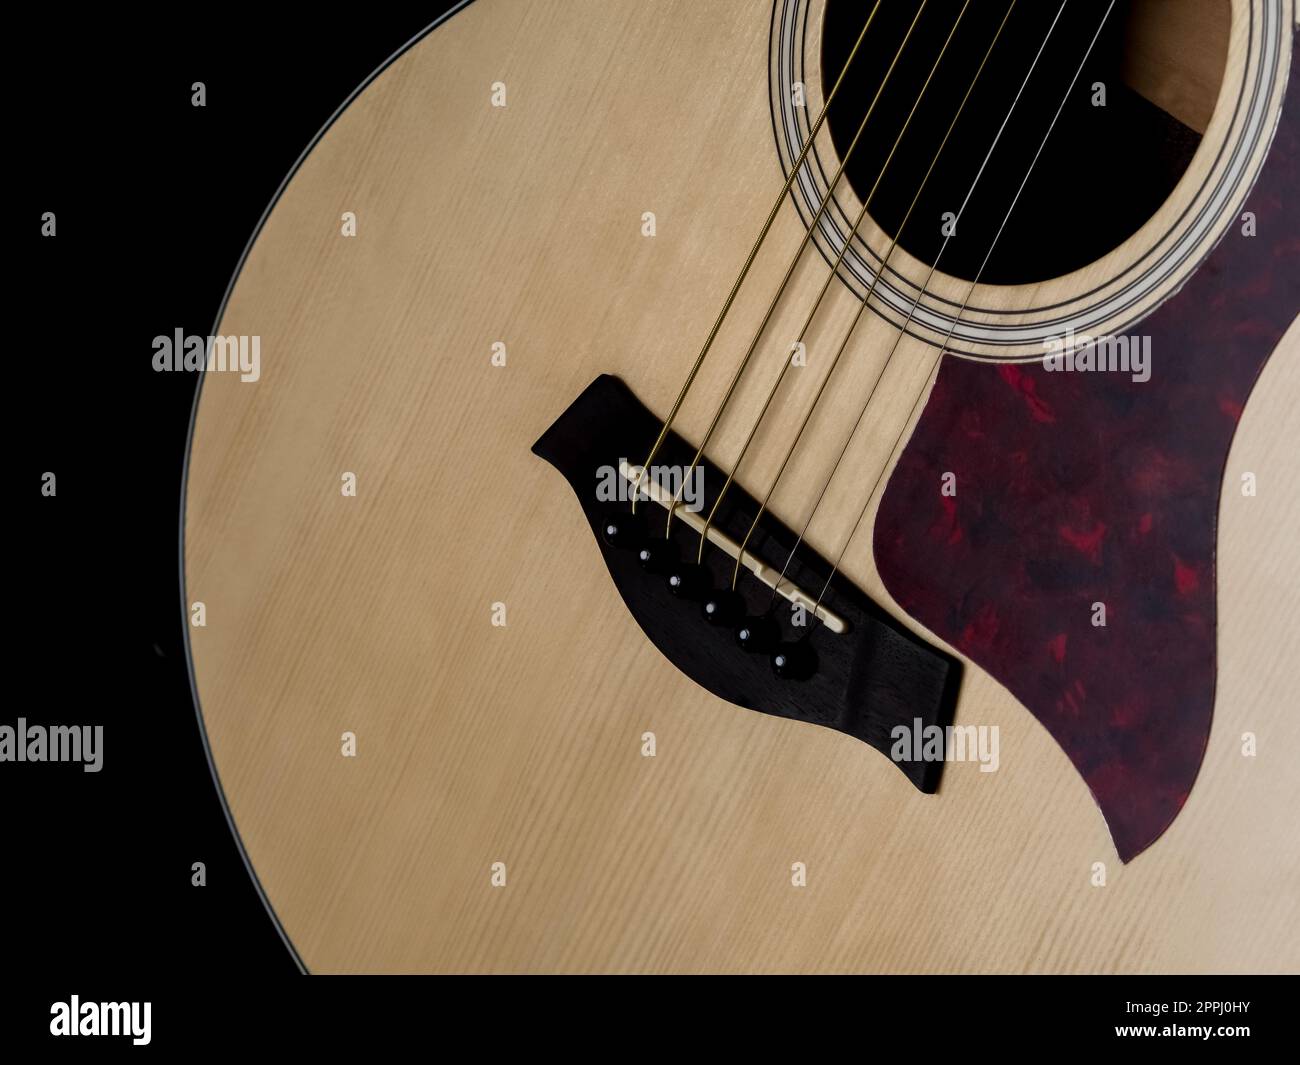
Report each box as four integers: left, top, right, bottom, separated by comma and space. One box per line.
184, 0, 1300, 972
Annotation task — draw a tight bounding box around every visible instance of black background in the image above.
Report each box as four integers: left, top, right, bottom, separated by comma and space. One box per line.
7, 0, 1294, 1049
10, 0, 457, 1039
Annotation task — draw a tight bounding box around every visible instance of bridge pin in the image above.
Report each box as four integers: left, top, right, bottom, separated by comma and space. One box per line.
771, 640, 817, 680
600, 508, 646, 549
735, 614, 778, 654
666, 562, 710, 600
637, 537, 679, 573
702, 589, 744, 626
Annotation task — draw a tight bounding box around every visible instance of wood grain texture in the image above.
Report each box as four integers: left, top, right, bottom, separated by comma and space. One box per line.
1123, 0, 1230, 132
185, 0, 1299, 972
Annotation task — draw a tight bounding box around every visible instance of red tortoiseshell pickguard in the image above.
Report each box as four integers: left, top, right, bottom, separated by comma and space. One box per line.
873, 57, 1299, 861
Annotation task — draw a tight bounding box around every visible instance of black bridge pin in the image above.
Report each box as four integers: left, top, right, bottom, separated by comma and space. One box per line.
600, 508, 646, 550
666, 561, 710, 600
637, 537, 679, 573
735, 614, 779, 654
701, 588, 744, 626
771, 640, 817, 681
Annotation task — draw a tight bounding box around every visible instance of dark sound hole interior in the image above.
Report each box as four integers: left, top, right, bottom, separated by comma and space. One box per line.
820, 0, 1226, 286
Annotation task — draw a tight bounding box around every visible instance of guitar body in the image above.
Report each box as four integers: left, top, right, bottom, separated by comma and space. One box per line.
185, 0, 1300, 972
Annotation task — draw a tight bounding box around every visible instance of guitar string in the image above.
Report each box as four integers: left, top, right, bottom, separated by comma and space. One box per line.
661, 0, 941, 539
808, 0, 1117, 626
629, 0, 884, 512
719, 0, 1022, 584
690, 0, 966, 560
765, 0, 1025, 602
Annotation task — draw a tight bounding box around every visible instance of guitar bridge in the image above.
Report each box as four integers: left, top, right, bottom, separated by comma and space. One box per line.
532, 374, 962, 792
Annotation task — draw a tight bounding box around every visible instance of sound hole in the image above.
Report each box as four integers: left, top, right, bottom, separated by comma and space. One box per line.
820, 0, 1229, 286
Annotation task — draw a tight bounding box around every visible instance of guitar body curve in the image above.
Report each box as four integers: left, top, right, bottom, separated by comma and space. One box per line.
184, 0, 1300, 972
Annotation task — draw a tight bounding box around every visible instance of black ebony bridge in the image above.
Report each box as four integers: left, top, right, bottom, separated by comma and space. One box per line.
533, 374, 962, 792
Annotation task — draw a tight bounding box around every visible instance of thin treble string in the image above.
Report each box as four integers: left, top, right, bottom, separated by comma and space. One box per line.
630, 0, 884, 513
689, 0, 959, 562
768, 0, 1023, 604
810, 0, 1117, 624
710, 0, 1004, 578
661, 0, 937, 539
